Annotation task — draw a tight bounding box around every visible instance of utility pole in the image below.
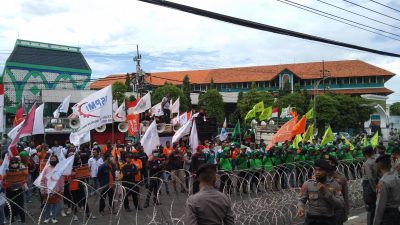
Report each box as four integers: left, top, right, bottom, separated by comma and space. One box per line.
313, 60, 330, 136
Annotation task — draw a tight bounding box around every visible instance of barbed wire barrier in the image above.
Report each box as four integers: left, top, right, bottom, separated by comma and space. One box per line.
1, 159, 365, 225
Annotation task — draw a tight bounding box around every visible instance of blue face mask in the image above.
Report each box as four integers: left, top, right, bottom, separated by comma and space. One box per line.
109, 157, 114, 162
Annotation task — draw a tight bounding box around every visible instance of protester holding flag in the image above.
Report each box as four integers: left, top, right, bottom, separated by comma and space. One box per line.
40, 155, 64, 224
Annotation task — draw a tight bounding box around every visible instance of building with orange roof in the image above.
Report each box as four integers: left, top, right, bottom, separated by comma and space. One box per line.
90, 60, 394, 101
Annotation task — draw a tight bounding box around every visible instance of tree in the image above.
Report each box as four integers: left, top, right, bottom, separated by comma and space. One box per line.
4, 94, 12, 106
275, 92, 307, 115
112, 82, 128, 104
390, 102, 400, 115
198, 89, 225, 124
314, 94, 339, 135
181, 75, 191, 106
152, 83, 190, 112
125, 73, 133, 92
237, 88, 274, 119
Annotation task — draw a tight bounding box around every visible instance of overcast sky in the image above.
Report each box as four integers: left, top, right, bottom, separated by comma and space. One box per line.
1, 0, 400, 103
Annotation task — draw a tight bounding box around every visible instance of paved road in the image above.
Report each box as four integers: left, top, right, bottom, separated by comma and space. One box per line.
345, 209, 367, 225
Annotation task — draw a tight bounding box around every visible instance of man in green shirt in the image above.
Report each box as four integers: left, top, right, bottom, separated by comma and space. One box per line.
218, 149, 233, 193
236, 147, 249, 193
249, 150, 263, 192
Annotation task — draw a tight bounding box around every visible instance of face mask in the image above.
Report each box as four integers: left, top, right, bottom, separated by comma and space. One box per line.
153, 153, 159, 157
50, 161, 58, 166
109, 157, 114, 162
10, 163, 19, 168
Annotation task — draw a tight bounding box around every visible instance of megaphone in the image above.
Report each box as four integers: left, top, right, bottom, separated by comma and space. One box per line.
118, 122, 128, 133
173, 123, 181, 132
95, 124, 107, 133
69, 118, 80, 129
157, 123, 166, 133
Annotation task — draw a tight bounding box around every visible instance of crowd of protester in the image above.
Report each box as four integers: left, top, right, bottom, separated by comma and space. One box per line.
0, 129, 398, 224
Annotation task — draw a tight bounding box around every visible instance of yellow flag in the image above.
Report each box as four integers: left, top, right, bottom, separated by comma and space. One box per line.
253, 101, 264, 113
303, 123, 314, 143
292, 134, 303, 148
259, 106, 272, 121
370, 131, 379, 148
245, 108, 256, 120
320, 126, 334, 146
306, 107, 314, 120
341, 135, 355, 151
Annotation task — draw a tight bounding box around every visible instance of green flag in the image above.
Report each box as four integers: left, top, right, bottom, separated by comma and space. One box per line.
292, 134, 303, 148
302, 123, 314, 143
259, 106, 272, 121
306, 107, 314, 120
245, 108, 256, 120
253, 101, 264, 113
341, 135, 355, 151
362, 136, 368, 147
320, 126, 334, 146
232, 121, 241, 138
370, 131, 379, 148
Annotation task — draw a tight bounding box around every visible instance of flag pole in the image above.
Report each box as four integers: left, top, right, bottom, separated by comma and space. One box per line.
112, 121, 115, 145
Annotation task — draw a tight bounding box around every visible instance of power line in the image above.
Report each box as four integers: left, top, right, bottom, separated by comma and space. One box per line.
138, 0, 400, 57
343, 0, 400, 22
370, 0, 400, 14
317, 0, 400, 30
278, 0, 400, 40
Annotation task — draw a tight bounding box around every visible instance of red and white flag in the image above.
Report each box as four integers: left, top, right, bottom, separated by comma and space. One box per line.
131, 92, 151, 114
9, 104, 37, 156
113, 101, 126, 122
271, 108, 279, 118
127, 98, 140, 115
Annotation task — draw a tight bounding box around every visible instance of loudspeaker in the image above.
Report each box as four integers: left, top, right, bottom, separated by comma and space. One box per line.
195, 117, 217, 142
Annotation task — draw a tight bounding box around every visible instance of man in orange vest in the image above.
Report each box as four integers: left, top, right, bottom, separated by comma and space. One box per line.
163, 141, 174, 157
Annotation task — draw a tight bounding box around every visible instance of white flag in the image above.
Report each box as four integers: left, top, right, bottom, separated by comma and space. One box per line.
170, 97, 180, 114
41, 155, 75, 192
280, 106, 291, 118
140, 120, 160, 156
189, 120, 199, 153
131, 92, 151, 114
69, 132, 91, 146
72, 85, 113, 135
113, 101, 126, 122
33, 158, 49, 188
219, 118, 228, 141
150, 102, 164, 117
32, 103, 45, 135
0, 84, 4, 133
53, 95, 71, 118
172, 118, 193, 144
179, 112, 188, 125
112, 100, 118, 114
8, 122, 24, 140
0, 154, 9, 178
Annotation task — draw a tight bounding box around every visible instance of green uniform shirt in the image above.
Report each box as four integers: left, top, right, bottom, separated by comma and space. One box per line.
219, 158, 232, 171
249, 158, 262, 170
262, 156, 274, 171
236, 154, 249, 170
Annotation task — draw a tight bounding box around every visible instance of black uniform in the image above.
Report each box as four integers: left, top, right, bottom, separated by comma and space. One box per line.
121, 162, 139, 210
190, 152, 207, 194
145, 157, 164, 206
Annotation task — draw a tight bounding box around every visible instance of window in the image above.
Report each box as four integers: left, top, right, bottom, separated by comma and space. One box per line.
350, 77, 356, 84
377, 77, 383, 83
194, 85, 200, 91
242, 82, 248, 89
357, 77, 363, 84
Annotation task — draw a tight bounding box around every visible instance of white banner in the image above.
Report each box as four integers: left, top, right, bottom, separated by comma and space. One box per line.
172, 118, 193, 144
189, 120, 199, 153
113, 101, 126, 122
53, 95, 71, 118
150, 102, 164, 117
70, 132, 91, 146
42, 155, 74, 192
140, 120, 160, 156
170, 97, 180, 114
132, 92, 151, 114
72, 85, 113, 135
32, 103, 45, 135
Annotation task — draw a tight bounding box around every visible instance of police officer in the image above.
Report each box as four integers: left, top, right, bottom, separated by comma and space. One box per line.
296, 159, 344, 225
144, 150, 164, 208
185, 164, 235, 225
327, 156, 349, 225
362, 146, 379, 225
121, 152, 140, 212
373, 154, 400, 225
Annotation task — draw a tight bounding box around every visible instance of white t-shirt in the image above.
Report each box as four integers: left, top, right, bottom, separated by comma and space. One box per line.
88, 157, 104, 178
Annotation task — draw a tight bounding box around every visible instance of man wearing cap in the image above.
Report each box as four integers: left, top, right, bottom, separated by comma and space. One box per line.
190, 145, 208, 194
362, 146, 379, 225
373, 154, 400, 225
297, 159, 344, 225
185, 164, 235, 225
121, 152, 140, 211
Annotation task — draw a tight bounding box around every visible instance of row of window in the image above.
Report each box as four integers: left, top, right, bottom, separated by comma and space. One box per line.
188, 76, 389, 91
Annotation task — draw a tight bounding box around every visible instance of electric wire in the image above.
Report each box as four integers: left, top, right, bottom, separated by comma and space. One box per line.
370, 0, 400, 14
343, 0, 400, 22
